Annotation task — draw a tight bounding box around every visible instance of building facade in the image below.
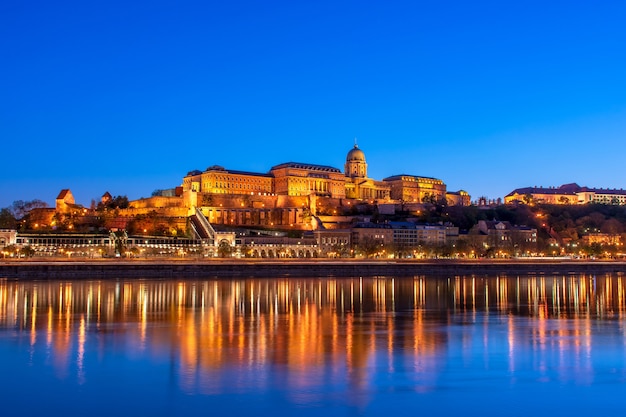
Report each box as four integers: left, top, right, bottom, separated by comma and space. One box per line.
314, 229, 352, 256
270, 162, 346, 198
505, 183, 626, 205
475, 220, 538, 254
182, 145, 468, 206
383, 175, 446, 203
0, 230, 17, 248
351, 222, 394, 257
183, 166, 274, 196
390, 222, 449, 248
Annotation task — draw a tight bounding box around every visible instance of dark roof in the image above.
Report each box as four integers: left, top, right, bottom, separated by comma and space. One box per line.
185, 166, 272, 178
383, 174, 441, 182
506, 183, 626, 197
580, 186, 626, 195
205, 167, 272, 178
352, 222, 392, 229
480, 220, 535, 232
505, 183, 580, 197
388, 221, 417, 229
56, 189, 71, 199
481, 220, 513, 230
388, 221, 447, 230
270, 162, 341, 173
557, 183, 581, 193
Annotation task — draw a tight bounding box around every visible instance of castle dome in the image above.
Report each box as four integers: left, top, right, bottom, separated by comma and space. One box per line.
346, 144, 366, 162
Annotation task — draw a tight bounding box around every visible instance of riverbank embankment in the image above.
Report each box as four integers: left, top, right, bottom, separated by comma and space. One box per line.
1, 259, 625, 279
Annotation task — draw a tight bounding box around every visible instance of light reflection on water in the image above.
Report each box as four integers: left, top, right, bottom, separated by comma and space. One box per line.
1, 274, 626, 416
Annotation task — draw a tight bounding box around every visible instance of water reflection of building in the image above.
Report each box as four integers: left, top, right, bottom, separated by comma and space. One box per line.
1, 274, 624, 394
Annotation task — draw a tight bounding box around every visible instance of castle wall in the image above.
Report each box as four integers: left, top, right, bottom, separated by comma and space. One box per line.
130, 196, 186, 209
118, 207, 190, 217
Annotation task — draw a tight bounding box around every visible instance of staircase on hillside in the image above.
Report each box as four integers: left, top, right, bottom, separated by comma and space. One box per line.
189, 207, 216, 242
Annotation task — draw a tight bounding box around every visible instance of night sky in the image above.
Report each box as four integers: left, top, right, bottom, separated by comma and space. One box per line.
2, 1, 625, 208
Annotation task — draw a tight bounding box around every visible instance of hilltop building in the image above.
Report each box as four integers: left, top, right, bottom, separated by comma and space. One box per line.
10, 145, 470, 252
182, 144, 469, 206
56, 189, 77, 213
505, 183, 626, 205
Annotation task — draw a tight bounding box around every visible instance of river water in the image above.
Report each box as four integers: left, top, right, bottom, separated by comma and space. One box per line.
1, 274, 626, 416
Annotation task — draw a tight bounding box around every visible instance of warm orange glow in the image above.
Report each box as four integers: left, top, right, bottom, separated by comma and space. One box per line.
0, 275, 619, 390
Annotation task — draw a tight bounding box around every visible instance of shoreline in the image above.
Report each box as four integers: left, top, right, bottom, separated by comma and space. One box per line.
2, 258, 626, 279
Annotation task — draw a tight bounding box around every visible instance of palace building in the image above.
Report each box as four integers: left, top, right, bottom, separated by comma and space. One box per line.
182, 144, 469, 206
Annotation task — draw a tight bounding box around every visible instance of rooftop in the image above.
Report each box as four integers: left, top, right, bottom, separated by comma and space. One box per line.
270, 162, 342, 173
507, 183, 626, 197
383, 174, 442, 182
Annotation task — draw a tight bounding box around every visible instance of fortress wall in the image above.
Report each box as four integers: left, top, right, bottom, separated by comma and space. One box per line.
130, 196, 186, 209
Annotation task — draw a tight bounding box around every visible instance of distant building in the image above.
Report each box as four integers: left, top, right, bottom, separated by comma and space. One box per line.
238, 235, 319, 258
313, 229, 352, 256
389, 222, 448, 247
475, 220, 537, 253
581, 233, 622, 246
351, 222, 394, 250
505, 183, 626, 205
56, 189, 77, 212
101, 191, 112, 204
446, 190, 471, 206
184, 165, 274, 196
383, 175, 446, 203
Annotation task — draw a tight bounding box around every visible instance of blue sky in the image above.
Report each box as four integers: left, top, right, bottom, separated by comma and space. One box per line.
2, 1, 625, 208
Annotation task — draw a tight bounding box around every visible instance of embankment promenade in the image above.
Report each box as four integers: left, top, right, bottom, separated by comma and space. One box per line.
1, 258, 626, 279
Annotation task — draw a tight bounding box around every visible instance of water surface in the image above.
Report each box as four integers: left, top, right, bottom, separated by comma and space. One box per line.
1, 274, 625, 416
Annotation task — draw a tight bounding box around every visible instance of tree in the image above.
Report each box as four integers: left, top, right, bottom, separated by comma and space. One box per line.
239, 244, 252, 258
218, 240, 233, 257
601, 218, 624, 234
0, 208, 17, 229
355, 236, 383, 258
201, 194, 214, 207
2, 244, 18, 258
111, 230, 128, 256
523, 194, 534, 205
97, 195, 129, 210
10, 200, 48, 219
330, 243, 350, 258
422, 193, 437, 204
300, 207, 312, 229
20, 246, 35, 258
437, 242, 456, 258
390, 242, 411, 259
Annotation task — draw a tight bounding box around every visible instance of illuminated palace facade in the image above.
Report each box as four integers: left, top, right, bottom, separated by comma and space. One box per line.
182, 145, 469, 205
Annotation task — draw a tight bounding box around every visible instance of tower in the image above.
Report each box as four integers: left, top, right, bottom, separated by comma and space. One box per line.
344, 144, 367, 178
